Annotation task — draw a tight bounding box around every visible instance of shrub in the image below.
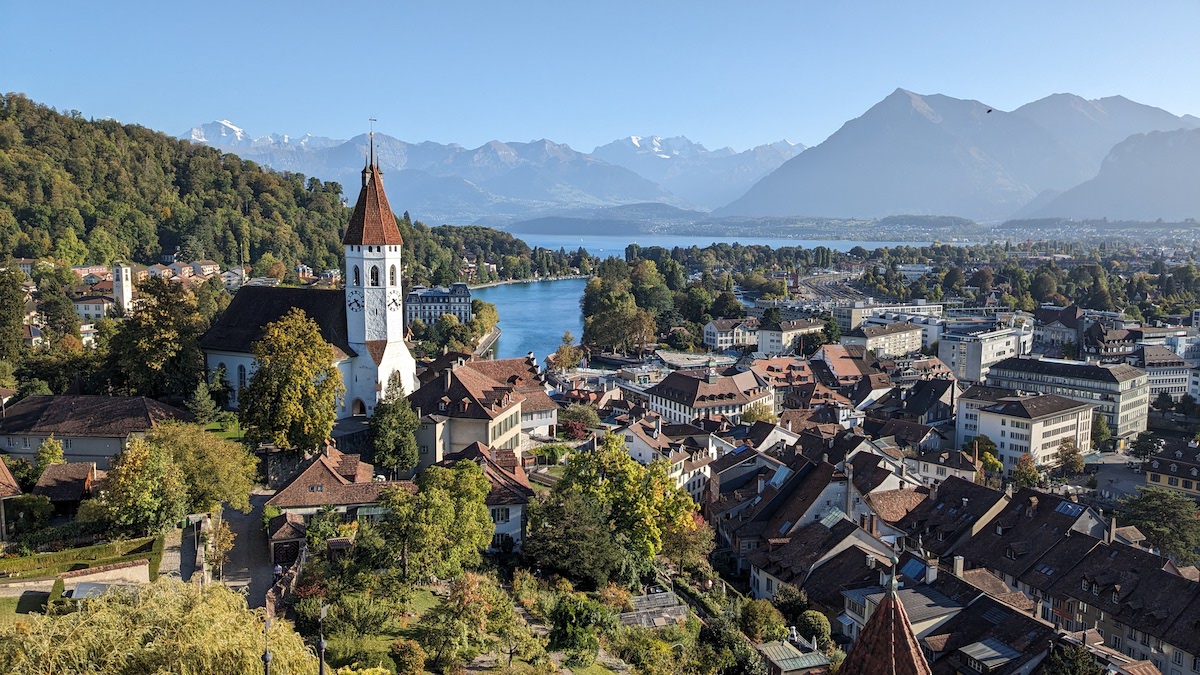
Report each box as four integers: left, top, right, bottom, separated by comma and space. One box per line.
390, 638, 427, 675
740, 599, 787, 643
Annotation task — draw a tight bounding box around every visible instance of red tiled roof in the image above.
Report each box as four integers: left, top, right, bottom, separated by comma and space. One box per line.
0, 457, 22, 498
840, 579, 933, 675
267, 446, 413, 509
342, 163, 403, 246
440, 442, 535, 506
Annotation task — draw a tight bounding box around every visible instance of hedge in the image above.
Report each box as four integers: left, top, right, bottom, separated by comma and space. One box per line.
0, 536, 156, 577
147, 535, 166, 579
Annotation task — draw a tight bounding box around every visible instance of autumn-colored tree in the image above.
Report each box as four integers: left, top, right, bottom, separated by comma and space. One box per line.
740, 401, 776, 424
1012, 453, 1041, 489
206, 519, 236, 580
1059, 438, 1086, 475
102, 438, 188, 534
239, 308, 344, 451
34, 435, 64, 474
146, 422, 258, 513
740, 599, 787, 643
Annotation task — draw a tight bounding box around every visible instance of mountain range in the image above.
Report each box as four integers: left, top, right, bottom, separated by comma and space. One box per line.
181, 90, 1199, 226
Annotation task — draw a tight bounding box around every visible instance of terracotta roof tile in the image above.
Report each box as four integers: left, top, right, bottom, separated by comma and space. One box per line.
0, 457, 22, 498
33, 462, 95, 503
342, 164, 403, 246
840, 581, 933, 675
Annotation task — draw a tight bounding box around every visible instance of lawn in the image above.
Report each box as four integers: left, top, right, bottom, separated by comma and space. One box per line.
572, 663, 617, 674
0, 591, 49, 625
206, 420, 244, 442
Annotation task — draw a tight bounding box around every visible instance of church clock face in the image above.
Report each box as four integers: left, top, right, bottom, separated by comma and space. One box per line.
387, 289, 402, 311
347, 289, 364, 312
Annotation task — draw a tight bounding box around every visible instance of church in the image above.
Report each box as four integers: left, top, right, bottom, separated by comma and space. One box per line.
200, 142, 419, 419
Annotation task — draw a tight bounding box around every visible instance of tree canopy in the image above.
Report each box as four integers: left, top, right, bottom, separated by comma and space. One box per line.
1119, 486, 1200, 565
239, 308, 344, 451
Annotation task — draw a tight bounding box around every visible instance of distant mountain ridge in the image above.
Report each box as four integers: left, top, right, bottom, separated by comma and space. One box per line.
718, 89, 1198, 222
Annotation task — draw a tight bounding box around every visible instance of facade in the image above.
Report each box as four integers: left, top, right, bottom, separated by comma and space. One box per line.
860, 313, 947, 351
937, 326, 1030, 383
985, 357, 1148, 442
1143, 443, 1200, 499
113, 264, 133, 313
644, 367, 774, 425
1128, 345, 1189, 402
841, 322, 923, 358
421, 353, 557, 438
438, 442, 535, 552
409, 358, 526, 469
1032, 305, 1084, 348
404, 282, 473, 328
0, 395, 191, 469
758, 319, 825, 356
955, 384, 1021, 451
973, 394, 1094, 473
833, 300, 943, 332
703, 317, 760, 351
72, 295, 114, 322
265, 444, 411, 518
200, 147, 419, 419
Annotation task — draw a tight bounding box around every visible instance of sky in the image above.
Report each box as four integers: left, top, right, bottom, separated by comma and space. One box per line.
4, 1, 1199, 152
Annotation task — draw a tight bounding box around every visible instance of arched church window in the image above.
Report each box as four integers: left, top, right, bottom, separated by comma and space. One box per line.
237, 365, 246, 389
390, 265, 397, 286
353, 266, 361, 286
370, 266, 380, 287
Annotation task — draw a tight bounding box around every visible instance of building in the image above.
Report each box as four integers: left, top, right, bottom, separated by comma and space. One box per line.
200, 144, 419, 419
837, 563, 934, 674
937, 326, 1030, 383
644, 366, 774, 425
703, 317, 761, 351
265, 443, 411, 519
113, 263, 133, 313
861, 313, 948, 351
985, 357, 1148, 442
1128, 345, 1189, 402
191, 260, 220, 277
758, 319, 825, 356
833, 300, 944, 332
438, 442, 535, 552
405, 283, 473, 328
0, 395, 191, 469
840, 322, 923, 358
1143, 442, 1200, 499
72, 295, 114, 322
32, 462, 102, 516
420, 352, 558, 438
1032, 305, 1084, 348
409, 357, 526, 467
970, 393, 1094, 473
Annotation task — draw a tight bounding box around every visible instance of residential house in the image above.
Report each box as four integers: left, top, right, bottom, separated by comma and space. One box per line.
756, 639, 830, 675
837, 565, 935, 674
0, 459, 22, 539
896, 476, 1009, 559
972, 393, 1095, 474
1128, 345, 1189, 402
167, 261, 194, 279
863, 379, 957, 427
938, 325, 1030, 383
72, 295, 114, 322
955, 384, 1021, 451
918, 593, 1055, 673
1083, 324, 1138, 363
810, 344, 879, 389
146, 264, 173, 279
32, 462, 102, 516
22, 325, 43, 349
265, 443, 413, 519
1143, 441, 1200, 499
703, 317, 761, 351
191, 260, 220, 277
432, 353, 558, 438
747, 519, 894, 602
832, 300, 943, 332
750, 356, 813, 411
905, 449, 979, 486
405, 283, 473, 327
220, 268, 247, 290
758, 319, 825, 356
0, 395, 192, 469
409, 357, 525, 468
438, 442, 535, 551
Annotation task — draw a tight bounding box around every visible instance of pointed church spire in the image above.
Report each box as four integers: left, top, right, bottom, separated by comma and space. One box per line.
838, 556, 933, 675
344, 122, 403, 247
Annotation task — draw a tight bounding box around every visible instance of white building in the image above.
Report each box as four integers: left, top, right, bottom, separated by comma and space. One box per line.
938, 325, 1031, 383
113, 263, 133, 313
405, 283, 473, 328
72, 295, 114, 322
1128, 345, 1189, 402
840, 322, 923, 358
200, 147, 418, 419
833, 300, 943, 332
645, 367, 774, 425
973, 393, 1094, 474
757, 319, 825, 356
703, 317, 760, 351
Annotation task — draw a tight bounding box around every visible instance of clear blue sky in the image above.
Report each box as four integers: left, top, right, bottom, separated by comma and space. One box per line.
4, 1, 1198, 152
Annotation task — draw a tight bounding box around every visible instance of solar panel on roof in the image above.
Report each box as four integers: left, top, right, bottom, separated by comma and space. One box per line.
900, 559, 926, 581
1054, 502, 1084, 517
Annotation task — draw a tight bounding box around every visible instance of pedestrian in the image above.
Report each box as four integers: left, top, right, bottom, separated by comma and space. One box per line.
273, 563, 283, 580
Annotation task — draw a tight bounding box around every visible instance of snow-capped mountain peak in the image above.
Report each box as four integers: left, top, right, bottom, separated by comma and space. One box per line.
184, 120, 251, 146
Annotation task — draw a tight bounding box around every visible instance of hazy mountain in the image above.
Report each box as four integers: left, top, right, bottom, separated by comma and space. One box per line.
592, 136, 803, 208
1013, 93, 1199, 167
1029, 128, 1200, 221
717, 89, 1087, 221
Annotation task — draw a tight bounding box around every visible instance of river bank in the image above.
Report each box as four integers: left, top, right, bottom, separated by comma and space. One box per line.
468, 274, 589, 290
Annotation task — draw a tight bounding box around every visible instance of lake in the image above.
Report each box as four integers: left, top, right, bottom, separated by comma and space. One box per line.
514, 233, 925, 256
472, 278, 587, 361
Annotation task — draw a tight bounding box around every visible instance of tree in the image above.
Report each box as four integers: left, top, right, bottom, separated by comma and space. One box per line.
34, 435, 64, 474
8, 494, 52, 534
1058, 438, 1086, 476
553, 331, 582, 371
185, 379, 218, 424
1091, 414, 1111, 450
369, 389, 419, 477
560, 403, 601, 429
760, 307, 783, 327
740, 401, 777, 424
795, 610, 832, 651
739, 599, 787, 643
1043, 642, 1103, 675
1119, 487, 1200, 565
105, 277, 206, 399
102, 438, 188, 534
239, 308, 344, 451
15, 378, 51, 400
1153, 392, 1176, 417
821, 320, 841, 345
1175, 393, 1197, 418
0, 579, 317, 674
1129, 432, 1162, 461
711, 290, 744, 319
770, 585, 809, 626
0, 268, 25, 363
146, 422, 258, 514
381, 461, 493, 583
698, 615, 768, 675
660, 512, 715, 575
206, 519, 235, 580
524, 488, 624, 588
1012, 454, 1041, 489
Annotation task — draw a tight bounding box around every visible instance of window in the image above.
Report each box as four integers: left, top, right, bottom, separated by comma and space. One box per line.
1176, 653, 1184, 666
370, 265, 380, 286
490, 507, 510, 523
62, 438, 72, 449
1082, 578, 1090, 591
238, 365, 247, 390
1112, 636, 1122, 650
353, 265, 361, 286
390, 265, 397, 286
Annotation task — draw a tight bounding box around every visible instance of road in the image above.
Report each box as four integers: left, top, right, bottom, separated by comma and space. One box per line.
221, 492, 274, 608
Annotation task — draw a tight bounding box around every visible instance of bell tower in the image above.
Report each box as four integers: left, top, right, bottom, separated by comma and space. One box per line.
342, 132, 417, 408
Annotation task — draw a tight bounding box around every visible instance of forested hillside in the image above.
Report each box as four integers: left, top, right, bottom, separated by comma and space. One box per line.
0, 93, 583, 283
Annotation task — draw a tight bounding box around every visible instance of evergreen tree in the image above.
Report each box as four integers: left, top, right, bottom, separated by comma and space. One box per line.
0, 268, 25, 363
1043, 642, 1103, 675
369, 389, 420, 477
185, 380, 218, 424
34, 435, 64, 474
1091, 414, 1111, 450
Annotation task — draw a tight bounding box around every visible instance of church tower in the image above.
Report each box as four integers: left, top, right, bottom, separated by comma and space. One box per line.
342, 134, 418, 412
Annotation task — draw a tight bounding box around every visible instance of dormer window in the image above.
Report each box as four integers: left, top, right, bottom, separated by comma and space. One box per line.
1152, 461, 1160, 469
1092, 583, 1099, 595
1112, 591, 1119, 603
1082, 578, 1089, 591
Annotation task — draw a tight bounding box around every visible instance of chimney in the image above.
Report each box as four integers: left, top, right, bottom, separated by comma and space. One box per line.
866, 554, 876, 569
952, 555, 964, 578
786, 419, 792, 432
925, 557, 939, 585
527, 351, 535, 363
757, 475, 766, 494
929, 482, 939, 504
1108, 514, 1117, 544
1034, 598, 1045, 619
653, 417, 662, 439
845, 463, 855, 515
869, 514, 879, 537
444, 368, 452, 391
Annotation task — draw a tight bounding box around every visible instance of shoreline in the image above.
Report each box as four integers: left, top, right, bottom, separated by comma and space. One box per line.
469, 274, 589, 290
